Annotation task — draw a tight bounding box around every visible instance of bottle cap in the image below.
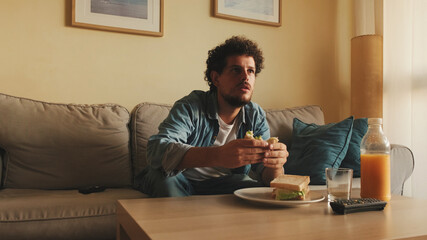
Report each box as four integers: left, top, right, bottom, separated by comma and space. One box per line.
368, 118, 382, 125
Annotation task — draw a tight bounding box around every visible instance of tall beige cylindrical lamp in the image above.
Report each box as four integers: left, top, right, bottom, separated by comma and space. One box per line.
351, 35, 383, 119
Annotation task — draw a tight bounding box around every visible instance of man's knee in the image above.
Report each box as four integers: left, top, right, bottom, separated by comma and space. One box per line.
156, 176, 193, 197
135, 167, 193, 197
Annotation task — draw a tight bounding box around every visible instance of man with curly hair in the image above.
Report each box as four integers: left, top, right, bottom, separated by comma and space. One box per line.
135, 36, 288, 197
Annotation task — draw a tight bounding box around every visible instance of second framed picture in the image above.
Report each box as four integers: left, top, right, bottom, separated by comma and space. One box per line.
213, 0, 282, 27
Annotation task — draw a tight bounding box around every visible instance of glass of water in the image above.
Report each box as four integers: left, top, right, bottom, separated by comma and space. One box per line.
325, 168, 353, 202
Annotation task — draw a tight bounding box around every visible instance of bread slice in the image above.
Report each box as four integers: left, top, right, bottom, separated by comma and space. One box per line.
267, 137, 279, 144
270, 174, 310, 191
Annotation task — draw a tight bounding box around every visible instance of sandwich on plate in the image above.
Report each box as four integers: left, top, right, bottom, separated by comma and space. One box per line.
270, 174, 310, 200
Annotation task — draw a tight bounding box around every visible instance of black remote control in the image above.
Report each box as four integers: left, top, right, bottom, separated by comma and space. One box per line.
330, 198, 387, 214
78, 186, 106, 194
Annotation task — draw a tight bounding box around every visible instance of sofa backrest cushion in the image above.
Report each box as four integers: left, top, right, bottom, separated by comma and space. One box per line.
0, 93, 132, 189
266, 105, 325, 147
130, 102, 171, 182
130, 103, 324, 185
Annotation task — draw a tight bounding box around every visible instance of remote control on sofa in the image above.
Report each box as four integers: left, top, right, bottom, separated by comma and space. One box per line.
78, 186, 106, 194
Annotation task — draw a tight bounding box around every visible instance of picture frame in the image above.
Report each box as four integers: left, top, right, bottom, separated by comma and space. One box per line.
213, 0, 281, 27
72, 0, 163, 37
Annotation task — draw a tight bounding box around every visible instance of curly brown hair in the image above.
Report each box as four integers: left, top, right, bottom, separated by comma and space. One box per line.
204, 36, 264, 92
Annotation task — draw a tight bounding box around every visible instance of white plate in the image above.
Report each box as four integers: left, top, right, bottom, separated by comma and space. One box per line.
234, 187, 325, 207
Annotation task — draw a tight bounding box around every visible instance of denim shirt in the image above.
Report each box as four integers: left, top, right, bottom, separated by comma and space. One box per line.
146, 90, 270, 177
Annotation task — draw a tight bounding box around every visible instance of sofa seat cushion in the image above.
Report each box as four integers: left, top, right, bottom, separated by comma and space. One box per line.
0, 188, 147, 222
0, 188, 146, 240
0, 93, 132, 189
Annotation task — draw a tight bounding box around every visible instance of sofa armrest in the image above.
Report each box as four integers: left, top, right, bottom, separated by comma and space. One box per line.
390, 144, 414, 195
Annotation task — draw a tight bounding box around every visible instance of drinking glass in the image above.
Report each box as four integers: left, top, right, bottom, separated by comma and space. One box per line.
325, 168, 353, 202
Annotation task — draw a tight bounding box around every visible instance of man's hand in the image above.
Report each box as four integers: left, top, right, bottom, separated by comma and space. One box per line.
261, 142, 288, 185
179, 138, 288, 181
263, 142, 288, 168
215, 139, 269, 168
179, 138, 269, 170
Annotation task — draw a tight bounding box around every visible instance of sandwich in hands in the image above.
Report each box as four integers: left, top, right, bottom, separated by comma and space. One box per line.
245, 131, 279, 144
270, 174, 310, 200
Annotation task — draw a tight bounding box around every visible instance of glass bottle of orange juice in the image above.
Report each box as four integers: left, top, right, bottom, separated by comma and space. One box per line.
360, 118, 391, 201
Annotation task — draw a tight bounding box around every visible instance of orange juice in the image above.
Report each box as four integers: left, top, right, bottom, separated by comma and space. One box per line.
360, 154, 391, 201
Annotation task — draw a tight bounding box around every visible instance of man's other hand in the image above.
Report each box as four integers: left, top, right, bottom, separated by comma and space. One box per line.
261, 142, 288, 185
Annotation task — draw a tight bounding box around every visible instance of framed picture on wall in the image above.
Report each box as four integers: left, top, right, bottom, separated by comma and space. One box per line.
213, 0, 282, 27
72, 0, 163, 36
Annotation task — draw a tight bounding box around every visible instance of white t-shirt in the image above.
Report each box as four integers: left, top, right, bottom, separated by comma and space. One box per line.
183, 115, 240, 181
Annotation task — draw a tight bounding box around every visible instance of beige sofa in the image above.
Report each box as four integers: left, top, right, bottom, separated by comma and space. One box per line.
0, 93, 414, 240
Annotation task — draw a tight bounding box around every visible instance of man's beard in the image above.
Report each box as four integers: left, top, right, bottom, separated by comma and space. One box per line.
222, 92, 252, 107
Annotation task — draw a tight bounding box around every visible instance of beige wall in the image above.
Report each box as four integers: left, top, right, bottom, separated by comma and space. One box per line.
0, 0, 353, 123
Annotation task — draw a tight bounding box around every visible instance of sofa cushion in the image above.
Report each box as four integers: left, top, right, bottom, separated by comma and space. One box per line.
0, 188, 146, 239
266, 105, 325, 147
130, 102, 171, 184
0, 93, 132, 189
340, 118, 368, 177
284, 116, 354, 185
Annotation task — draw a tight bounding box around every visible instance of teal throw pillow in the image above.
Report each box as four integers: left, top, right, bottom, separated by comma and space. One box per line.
339, 118, 368, 177
284, 116, 354, 185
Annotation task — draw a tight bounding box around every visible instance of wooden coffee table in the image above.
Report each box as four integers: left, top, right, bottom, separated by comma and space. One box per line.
116, 189, 427, 240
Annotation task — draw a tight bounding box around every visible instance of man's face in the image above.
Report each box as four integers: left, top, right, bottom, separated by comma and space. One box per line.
212, 55, 256, 108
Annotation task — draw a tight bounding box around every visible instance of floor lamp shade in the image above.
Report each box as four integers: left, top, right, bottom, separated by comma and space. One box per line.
351, 35, 383, 119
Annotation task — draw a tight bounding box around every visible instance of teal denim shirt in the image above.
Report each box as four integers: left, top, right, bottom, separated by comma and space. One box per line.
146, 90, 270, 177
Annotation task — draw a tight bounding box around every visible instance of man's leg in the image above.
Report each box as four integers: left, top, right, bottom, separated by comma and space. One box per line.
191, 174, 264, 195
135, 166, 194, 197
